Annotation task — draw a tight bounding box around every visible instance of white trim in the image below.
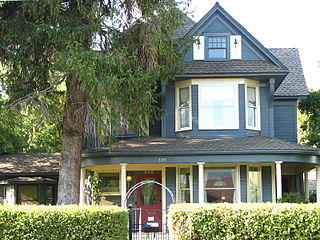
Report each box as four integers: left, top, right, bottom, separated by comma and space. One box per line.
197, 162, 205, 203
245, 81, 261, 130
275, 161, 283, 201
304, 171, 309, 201
193, 36, 205, 60
271, 164, 276, 203
161, 166, 167, 232
120, 163, 127, 207
316, 166, 320, 204
198, 83, 239, 130
79, 168, 86, 205
236, 165, 241, 203
175, 81, 192, 132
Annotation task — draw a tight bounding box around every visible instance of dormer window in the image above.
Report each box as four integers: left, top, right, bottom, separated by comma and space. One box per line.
207, 36, 227, 59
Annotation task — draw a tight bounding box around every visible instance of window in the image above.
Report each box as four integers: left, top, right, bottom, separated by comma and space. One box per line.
204, 168, 236, 203
99, 173, 120, 193
199, 84, 239, 129
17, 184, 39, 205
246, 85, 260, 129
176, 86, 191, 131
178, 168, 191, 203
248, 166, 262, 202
45, 184, 57, 205
207, 36, 227, 59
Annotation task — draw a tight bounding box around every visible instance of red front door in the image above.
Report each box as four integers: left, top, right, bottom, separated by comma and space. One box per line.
137, 174, 162, 232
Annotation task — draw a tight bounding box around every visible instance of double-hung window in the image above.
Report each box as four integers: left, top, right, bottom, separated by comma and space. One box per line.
178, 167, 192, 203
248, 166, 262, 202
176, 86, 191, 131
246, 84, 260, 129
199, 83, 239, 129
207, 36, 227, 59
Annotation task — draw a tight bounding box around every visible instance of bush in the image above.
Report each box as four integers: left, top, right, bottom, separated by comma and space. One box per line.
170, 203, 320, 240
279, 192, 307, 203
0, 205, 128, 240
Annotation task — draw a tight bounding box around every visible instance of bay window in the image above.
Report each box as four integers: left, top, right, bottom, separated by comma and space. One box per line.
176, 85, 192, 131
199, 83, 239, 129
204, 168, 236, 203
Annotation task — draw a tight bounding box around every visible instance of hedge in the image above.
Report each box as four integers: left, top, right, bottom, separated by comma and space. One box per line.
170, 203, 320, 240
0, 205, 128, 240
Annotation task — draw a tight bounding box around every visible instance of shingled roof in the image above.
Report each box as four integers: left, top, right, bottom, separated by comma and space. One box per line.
0, 153, 60, 174
270, 48, 309, 97
88, 136, 319, 154
179, 60, 288, 75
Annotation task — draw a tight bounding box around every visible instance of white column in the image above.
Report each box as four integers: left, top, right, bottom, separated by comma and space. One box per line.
316, 166, 320, 204
275, 161, 283, 201
120, 163, 127, 207
79, 168, 86, 205
198, 162, 205, 203
304, 171, 309, 201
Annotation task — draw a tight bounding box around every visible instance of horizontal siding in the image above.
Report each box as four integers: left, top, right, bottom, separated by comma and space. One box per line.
166, 167, 176, 207
274, 100, 297, 142
240, 165, 247, 202
262, 166, 272, 202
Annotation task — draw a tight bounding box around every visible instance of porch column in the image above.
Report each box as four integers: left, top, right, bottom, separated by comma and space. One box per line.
198, 162, 205, 203
120, 163, 127, 207
275, 161, 282, 201
316, 166, 320, 204
79, 168, 86, 205
304, 171, 309, 201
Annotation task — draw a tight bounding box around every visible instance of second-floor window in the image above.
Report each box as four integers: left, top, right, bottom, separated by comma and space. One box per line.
176, 86, 192, 131
246, 84, 260, 130
199, 83, 239, 129
207, 36, 227, 59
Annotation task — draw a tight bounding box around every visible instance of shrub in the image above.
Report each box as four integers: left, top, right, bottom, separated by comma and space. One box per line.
0, 205, 128, 240
279, 192, 307, 203
170, 203, 320, 240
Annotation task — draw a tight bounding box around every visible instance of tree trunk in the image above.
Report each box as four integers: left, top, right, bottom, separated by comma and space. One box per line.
58, 72, 87, 204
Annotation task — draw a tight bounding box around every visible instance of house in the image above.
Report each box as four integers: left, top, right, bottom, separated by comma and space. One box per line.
80, 2, 320, 217
0, 153, 59, 205
80, 3, 320, 227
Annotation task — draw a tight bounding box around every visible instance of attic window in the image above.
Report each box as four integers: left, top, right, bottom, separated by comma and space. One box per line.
207, 37, 227, 59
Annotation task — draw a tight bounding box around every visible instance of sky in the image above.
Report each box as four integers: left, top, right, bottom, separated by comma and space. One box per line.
188, 0, 320, 90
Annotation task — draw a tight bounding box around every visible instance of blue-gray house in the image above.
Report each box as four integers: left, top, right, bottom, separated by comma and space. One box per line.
80, 2, 320, 226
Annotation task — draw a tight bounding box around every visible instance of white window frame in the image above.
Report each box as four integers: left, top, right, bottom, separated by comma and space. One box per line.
198, 83, 239, 130
245, 82, 261, 130
175, 83, 192, 131
176, 166, 193, 203
247, 165, 263, 203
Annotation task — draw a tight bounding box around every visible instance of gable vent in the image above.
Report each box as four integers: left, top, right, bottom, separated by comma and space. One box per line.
193, 36, 205, 60
230, 35, 242, 59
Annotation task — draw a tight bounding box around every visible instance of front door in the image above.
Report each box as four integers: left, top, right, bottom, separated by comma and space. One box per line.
137, 174, 162, 232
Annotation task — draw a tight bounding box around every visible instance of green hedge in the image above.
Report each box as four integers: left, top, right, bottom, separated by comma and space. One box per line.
170, 203, 320, 240
0, 205, 128, 240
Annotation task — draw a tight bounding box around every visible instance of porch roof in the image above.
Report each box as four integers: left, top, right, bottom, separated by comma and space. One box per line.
0, 153, 60, 174
85, 136, 319, 156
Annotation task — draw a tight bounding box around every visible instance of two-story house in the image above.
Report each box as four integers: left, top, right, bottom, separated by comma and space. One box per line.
80, 2, 319, 227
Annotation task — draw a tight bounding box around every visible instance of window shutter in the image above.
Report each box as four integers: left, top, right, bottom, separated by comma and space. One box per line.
193, 36, 204, 60
230, 35, 242, 59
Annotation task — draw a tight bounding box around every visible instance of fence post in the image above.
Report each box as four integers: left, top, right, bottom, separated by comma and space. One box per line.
128, 204, 133, 240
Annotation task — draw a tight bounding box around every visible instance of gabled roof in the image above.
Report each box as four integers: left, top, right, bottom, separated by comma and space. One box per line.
0, 153, 60, 174
184, 2, 287, 70
270, 48, 309, 97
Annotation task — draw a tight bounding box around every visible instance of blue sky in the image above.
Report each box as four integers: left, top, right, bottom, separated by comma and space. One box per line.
189, 0, 320, 90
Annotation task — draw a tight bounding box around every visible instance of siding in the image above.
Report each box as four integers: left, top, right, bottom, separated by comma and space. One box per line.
260, 84, 271, 137
240, 165, 247, 202
274, 100, 297, 142
165, 83, 176, 137
166, 167, 176, 207
262, 166, 272, 202
193, 166, 199, 203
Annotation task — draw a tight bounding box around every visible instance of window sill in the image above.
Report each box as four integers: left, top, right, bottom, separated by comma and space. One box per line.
246, 126, 261, 131
198, 127, 240, 131
175, 127, 192, 132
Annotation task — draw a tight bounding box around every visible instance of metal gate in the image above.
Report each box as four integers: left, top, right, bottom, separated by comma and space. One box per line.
128, 206, 169, 240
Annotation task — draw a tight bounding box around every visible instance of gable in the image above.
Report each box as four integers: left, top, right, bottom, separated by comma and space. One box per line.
185, 3, 286, 68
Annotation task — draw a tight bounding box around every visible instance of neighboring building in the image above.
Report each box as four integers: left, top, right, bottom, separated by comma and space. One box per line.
0, 153, 59, 205
80, 2, 320, 225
